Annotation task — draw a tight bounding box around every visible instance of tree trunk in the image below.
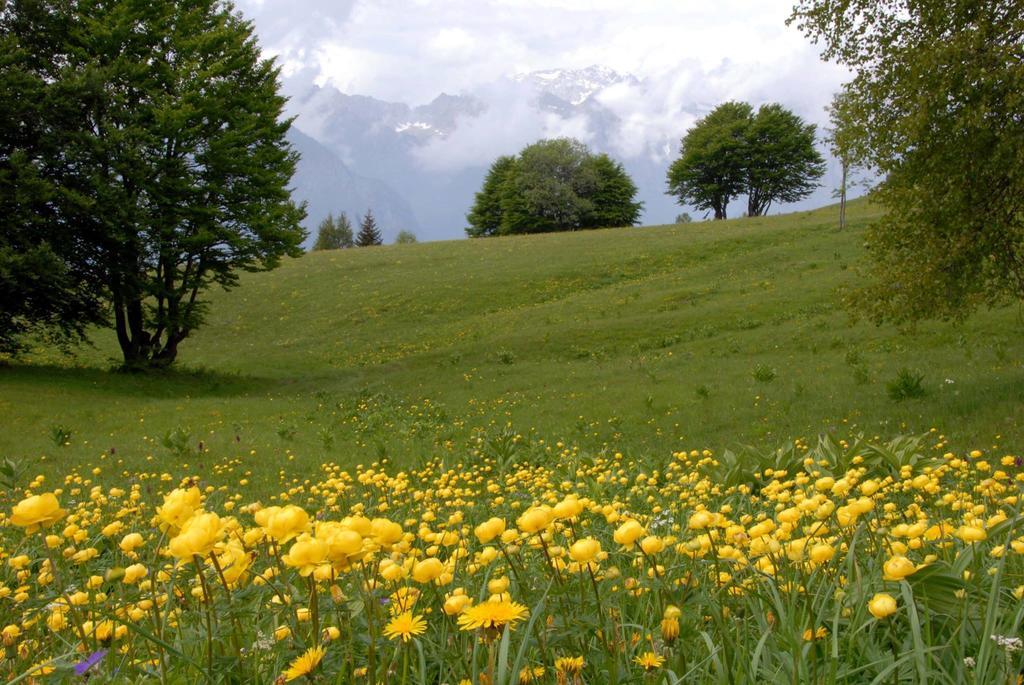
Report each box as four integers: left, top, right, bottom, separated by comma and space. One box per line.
838, 162, 848, 231
714, 199, 727, 220
150, 333, 184, 368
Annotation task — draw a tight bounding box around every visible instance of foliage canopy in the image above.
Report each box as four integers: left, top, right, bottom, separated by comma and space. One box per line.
666, 101, 825, 220
312, 213, 355, 251
0, 0, 306, 367
790, 0, 1024, 323
466, 138, 643, 236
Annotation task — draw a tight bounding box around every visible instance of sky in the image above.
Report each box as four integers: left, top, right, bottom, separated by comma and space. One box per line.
235, 0, 849, 111
233, 0, 858, 227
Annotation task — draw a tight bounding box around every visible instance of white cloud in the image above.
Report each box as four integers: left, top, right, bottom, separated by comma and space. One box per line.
239, 0, 850, 170
410, 81, 595, 171
237, 0, 845, 103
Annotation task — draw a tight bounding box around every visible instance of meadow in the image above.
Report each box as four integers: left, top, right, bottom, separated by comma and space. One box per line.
2, 199, 1024, 683
0, 198, 1021, 491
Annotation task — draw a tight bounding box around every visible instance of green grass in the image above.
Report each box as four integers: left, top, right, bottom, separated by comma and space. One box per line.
2, 198, 1022, 490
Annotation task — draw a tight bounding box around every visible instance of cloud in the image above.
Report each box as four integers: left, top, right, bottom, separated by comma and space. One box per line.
411, 81, 594, 171
235, 1, 845, 105
240, 0, 850, 172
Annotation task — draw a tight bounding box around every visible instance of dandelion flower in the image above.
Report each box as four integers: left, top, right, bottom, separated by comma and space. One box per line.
282, 646, 325, 682
633, 651, 665, 671
457, 598, 529, 633
383, 611, 427, 642
555, 655, 585, 673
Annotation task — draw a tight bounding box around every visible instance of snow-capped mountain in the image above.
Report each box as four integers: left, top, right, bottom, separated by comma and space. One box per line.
510, 65, 640, 106
284, 65, 680, 241
282, 64, 841, 241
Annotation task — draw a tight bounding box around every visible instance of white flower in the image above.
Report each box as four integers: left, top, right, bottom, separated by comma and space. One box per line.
963, 656, 975, 668
990, 634, 1023, 652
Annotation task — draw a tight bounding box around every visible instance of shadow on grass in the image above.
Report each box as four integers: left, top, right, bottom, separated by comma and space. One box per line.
0, 361, 270, 399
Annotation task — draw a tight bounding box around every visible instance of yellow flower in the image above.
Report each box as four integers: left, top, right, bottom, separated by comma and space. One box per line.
383, 611, 427, 642
123, 563, 148, 584
633, 651, 665, 671
569, 538, 601, 563
518, 665, 546, 683
412, 557, 445, 584
688, 511, 713, 530
167, 512, 224, 560
10, 493, 66, 533
282, 645, 324, 682
282, 536, 328, 577
444, 590, 473, 615
261, 505, 310, 544
868, 592, 898, 619
802, 626, 828, 641
955, 525, 987, 543
662, 616, 680, 642
554, 656, 585, 673
517, 506, 553, 534
475, 517, 506, 543
370, 518, 404, 547
457, 598, 529, 634
809, 544, 835, 564
882, 555, 918, 581
640, 536, 665, 555
613, 520, 645, 547
119, 532, 145, 553
156, 487, 201, 532
2, 624, 21, 646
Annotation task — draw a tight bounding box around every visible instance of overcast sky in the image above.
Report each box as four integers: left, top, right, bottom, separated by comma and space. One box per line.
235, 0, 848, 113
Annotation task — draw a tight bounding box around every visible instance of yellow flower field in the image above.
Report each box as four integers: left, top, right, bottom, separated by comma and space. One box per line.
1, 434, 1023, 683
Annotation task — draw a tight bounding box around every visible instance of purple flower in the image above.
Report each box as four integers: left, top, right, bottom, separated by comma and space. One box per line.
74, 649, 107, 676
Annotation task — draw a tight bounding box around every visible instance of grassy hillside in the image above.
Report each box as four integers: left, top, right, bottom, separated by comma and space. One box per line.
2, 198, 1022, 490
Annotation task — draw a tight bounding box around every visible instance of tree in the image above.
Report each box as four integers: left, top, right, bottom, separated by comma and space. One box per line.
356, 210, 383, 246
666, 101, 825, 220
666, 101, 752, 220
743, 104, 825, 217
312, 213, 354, 250
1, 0, 106, 355
466, 139, 642, 236
466, 156, 515, 237
675, 213, 693, 224
0, 0, 305, 368
824, 91, 870, 231
394, 230, 417, 244
583, 154, 644, 228
499, 138, 597, 234
790, 1, 1024, 325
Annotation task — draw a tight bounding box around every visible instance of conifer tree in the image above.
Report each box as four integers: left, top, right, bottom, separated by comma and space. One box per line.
356, 210, 383, 247
312, 213, 354, 250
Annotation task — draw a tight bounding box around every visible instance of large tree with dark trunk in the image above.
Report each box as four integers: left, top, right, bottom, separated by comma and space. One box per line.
666, 101, 752, 221
0, 0, 305, 368
666, 101, 824, 220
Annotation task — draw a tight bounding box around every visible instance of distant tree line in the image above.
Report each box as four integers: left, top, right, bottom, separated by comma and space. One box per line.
312, 209, 417, 250
467, 103, 825, 236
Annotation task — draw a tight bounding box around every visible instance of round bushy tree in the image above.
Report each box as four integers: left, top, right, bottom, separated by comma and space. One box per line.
466, 139, 642, 236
